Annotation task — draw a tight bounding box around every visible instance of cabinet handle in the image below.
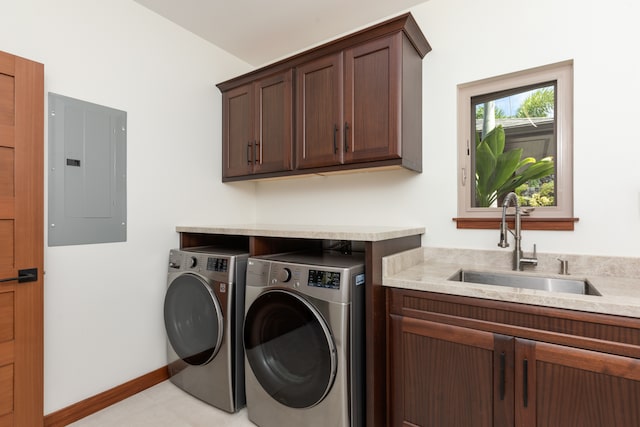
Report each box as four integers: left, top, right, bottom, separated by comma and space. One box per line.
523, 358, 529, 408
333, 125, 338, 154
344, 122, 350, 152
247, 142, 252, 165
254, 140, 260, 165
499, 352, 505, 401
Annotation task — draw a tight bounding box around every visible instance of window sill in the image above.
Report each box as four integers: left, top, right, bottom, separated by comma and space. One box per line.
453, 217, 579, 231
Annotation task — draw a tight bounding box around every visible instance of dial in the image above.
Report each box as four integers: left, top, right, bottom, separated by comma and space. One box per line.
189, 256, 198, 268
278, 267, 292, 283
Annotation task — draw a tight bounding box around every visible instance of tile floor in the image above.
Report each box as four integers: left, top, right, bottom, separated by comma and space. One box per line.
68, 380, 255, 426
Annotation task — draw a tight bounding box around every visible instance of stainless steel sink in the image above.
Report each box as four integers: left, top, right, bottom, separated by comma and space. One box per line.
448, 269, 601, 296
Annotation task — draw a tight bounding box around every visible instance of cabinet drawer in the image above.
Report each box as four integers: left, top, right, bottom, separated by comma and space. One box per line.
388, 288, 640, 358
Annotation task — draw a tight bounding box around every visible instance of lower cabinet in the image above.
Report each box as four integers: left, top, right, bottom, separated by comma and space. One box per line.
521, 340, 640, 427
389, 316, 511, 426
388, 289, 640, 427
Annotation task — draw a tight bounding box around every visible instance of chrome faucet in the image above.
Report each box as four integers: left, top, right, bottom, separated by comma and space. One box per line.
498, 192, 538, 271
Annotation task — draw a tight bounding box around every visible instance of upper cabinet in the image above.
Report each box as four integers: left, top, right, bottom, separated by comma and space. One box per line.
218, 13, 430, 182
297, 34, 420, 170
222, 70, 293, 178
345, 36, 405, 165
296, 52, 344, 169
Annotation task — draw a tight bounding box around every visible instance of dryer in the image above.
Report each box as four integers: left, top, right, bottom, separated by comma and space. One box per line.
164, 247, 249, 412
243, 251, 365, 427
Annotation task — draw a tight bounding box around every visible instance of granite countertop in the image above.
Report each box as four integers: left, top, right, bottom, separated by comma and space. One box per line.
383, 247, 640, 319
176, 223, 425, 242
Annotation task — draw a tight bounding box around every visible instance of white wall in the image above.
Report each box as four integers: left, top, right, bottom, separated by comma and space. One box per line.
0, 0, 255, 414
256, 0, 640, 257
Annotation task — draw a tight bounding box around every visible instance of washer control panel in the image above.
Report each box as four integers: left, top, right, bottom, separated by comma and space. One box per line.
168, 248, 249, 283
207, 257, 229, 273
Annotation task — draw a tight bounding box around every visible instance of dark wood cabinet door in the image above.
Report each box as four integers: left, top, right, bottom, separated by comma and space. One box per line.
296, 53, 343, 169
254, 70, 293, 175
222, 84, 253, 178
344, 35, 402, 164
222, 70, 293, 178
389, 315, 513, 427
516, 339, 640, 427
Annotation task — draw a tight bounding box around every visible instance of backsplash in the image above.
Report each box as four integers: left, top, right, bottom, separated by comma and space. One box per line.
422, 247, 640, 279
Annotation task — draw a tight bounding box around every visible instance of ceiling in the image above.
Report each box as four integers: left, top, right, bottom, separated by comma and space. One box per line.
133, 0, 429, 67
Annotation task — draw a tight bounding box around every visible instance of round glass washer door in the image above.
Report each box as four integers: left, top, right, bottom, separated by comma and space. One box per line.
244, 289, 337, 409
164, 273, 223, 366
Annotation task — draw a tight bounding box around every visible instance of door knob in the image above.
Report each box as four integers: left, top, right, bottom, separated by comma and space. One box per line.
0, 268, 38, 283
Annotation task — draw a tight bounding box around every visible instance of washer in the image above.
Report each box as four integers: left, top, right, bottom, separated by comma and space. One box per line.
243, 251, 365, 427
164, 246, 249, 412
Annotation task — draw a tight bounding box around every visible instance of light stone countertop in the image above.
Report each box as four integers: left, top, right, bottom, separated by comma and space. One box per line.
383, 247, 640, 319
176, 223, 425, 242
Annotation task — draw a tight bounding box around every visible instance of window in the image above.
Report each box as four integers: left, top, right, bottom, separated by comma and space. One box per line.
456, 61, 575, 230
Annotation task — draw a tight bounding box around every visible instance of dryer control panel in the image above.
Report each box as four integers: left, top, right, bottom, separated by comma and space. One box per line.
247, 253, 364, 304
308, 270, 341, 289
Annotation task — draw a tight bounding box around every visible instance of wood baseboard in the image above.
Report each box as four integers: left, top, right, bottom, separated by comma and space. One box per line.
44, 366, 169, 427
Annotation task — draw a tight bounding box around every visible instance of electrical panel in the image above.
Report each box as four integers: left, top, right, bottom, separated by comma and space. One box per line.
48, 93, 126, 246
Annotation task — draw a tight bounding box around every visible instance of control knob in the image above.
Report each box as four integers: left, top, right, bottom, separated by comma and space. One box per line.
277, 267, 292, 283
189, 257, 198, 268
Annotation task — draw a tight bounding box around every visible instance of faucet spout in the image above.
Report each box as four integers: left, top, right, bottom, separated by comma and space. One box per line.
497, 192, 537, 271
498, 192, 519, 248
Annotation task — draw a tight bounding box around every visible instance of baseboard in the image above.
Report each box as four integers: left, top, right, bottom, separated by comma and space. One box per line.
44, 366, 169, 427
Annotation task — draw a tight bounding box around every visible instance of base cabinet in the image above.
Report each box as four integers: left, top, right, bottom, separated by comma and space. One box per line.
389, 316, 513, 427
520, 340, 640, 427
388, 289, 640, 427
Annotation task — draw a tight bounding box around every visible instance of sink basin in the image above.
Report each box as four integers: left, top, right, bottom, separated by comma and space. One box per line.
448, 269, 601, 296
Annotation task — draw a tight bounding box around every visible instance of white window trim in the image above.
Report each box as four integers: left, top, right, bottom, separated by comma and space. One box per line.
456, 60, 574, 219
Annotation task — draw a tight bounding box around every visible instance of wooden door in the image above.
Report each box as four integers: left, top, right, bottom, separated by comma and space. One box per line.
0, 50, 44, 427
222, 83, 253, 178
254, 70, 293, 175
344, 34, 401, 164
516, 339, 640, 427
388, 315, 514, 427
296, 53, 343, 169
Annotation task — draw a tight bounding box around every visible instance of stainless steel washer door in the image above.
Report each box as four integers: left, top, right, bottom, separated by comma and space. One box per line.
164, 273, 223, 366
244, 289, 337, 409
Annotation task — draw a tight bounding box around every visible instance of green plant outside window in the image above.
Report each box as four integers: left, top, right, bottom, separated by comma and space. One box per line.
472, 84, 556, 208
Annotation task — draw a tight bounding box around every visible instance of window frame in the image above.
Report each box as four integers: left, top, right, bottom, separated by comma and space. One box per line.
455, 60, 575, 229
